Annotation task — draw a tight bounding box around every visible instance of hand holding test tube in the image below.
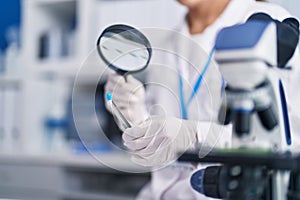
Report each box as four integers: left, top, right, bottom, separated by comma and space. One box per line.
106, 93, 131, 131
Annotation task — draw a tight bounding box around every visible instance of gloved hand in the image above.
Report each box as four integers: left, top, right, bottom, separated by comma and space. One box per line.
122, 116, 199, 167
104, 72, 149, 127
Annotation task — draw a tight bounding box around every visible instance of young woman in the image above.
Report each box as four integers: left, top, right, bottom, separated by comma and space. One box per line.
105, 0, 300, 199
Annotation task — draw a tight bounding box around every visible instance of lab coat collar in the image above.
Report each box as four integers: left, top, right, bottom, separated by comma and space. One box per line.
214, 0, 255, 26
179, 0, 256, 36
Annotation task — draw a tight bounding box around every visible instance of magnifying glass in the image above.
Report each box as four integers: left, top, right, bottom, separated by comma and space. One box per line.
97, 24, 152, 76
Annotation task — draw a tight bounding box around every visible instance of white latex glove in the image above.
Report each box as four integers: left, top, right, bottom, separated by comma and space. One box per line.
104, 72, 149, 126
123, 116, 198, 167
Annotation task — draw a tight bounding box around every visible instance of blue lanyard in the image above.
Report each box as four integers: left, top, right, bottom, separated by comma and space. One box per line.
179, 48, 215, 119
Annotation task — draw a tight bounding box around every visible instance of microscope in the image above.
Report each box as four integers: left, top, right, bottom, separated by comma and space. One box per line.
179, 13, 300, 200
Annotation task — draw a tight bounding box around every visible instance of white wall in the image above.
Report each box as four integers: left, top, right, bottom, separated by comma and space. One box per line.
269, 0, 300, 19
90, 0, 186, 47
94, 0, 186, 30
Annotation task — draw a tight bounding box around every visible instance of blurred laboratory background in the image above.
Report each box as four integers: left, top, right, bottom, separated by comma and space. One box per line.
0, 0, 299, 200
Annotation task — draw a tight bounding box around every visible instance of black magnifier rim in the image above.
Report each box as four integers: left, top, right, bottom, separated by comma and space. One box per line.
97, 24, 152, 75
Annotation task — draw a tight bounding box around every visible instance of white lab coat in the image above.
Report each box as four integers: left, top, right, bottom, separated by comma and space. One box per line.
137, 0, 300, 199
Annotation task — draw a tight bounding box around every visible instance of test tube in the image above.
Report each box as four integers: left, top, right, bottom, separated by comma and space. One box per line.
106, 93, 131, 131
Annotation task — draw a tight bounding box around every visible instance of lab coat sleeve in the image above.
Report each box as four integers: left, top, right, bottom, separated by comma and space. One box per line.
136, 162, 215, 200
196, 122, 232, 150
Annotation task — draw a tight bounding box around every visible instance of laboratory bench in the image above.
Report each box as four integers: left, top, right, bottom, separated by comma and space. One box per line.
0, 152, 151, 200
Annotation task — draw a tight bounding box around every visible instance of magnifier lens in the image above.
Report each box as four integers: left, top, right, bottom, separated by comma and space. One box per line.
100, 32, 149, 71
97, 25, 152, 74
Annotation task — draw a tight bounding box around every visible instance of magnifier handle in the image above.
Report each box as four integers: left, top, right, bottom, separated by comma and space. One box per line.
123, 75, 128, 82
116, 70, 128, 82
